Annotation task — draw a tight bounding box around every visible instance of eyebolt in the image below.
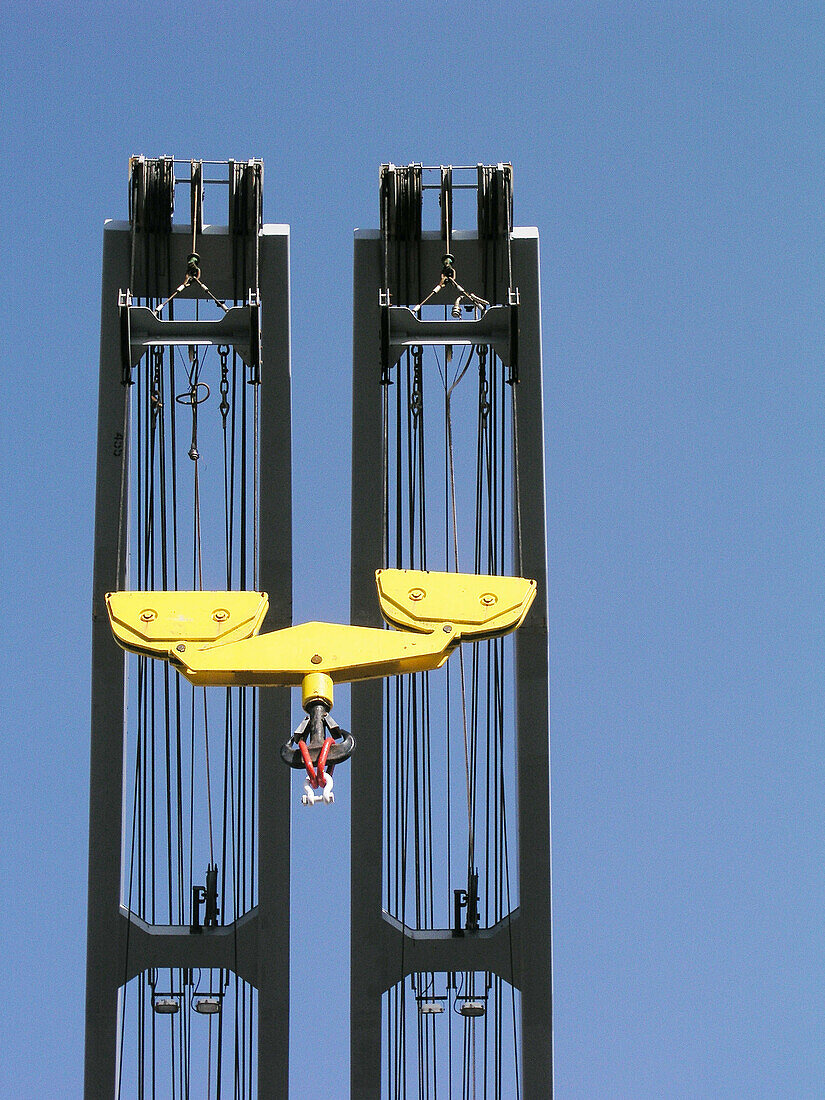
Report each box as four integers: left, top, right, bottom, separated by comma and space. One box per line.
176, 644, 186, 653
479, 593, 497, 606
140, 609, 157, 622
408, 588, 426, 601
212, 609, 229, 622
311, 654, 323, 665
443, 624, 453, 633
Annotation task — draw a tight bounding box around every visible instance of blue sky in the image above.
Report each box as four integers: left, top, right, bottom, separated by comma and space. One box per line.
3, 2, 825, 1096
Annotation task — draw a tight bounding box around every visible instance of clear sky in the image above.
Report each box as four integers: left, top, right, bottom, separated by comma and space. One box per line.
3, 2, 825, 1096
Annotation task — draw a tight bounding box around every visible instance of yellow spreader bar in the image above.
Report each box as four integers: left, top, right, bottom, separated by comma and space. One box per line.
106, 569, 536, 702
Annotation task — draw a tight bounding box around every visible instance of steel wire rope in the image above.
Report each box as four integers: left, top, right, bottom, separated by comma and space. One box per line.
386, 194, 457, 1098
139, 356, 150, 1093
393, 348, 406, 1100
228, 354, 245, 1095
127, 195, 275, 1091
234, 349, 247, 1082
127, 352, 156, 1091
180, 345, 218, 881
394, 351, 417, 1096
210, 335, 257, 1094
383, 208, 404, 1099
147, 352, 163, 936
171, 347, 193, 1098
167, 279, 193, 1100
174, 341, 219, 1089
480, 352, 501, 1098
479, 190, 522, 1098
147, 349, 164, 1092
218, 349, 239, 1097
165, 337, 182, 1095
406, 345, 431, 1096
240, 344, 257, 1095
495, 350, 522, 1096
406, 354, 424, 935
153, 346, 172, 1092
412, 350, 435, 924
470, 337, 523, 1096
443, 358, 454, 1100
238, 357, 249, 1093
411, 338, 481, 1095
250, 352, 260, 1090
475, 350, 510, 1096
380, 383, 398, 1100
493, 362, 504, 1095
155, 350, 177, 935
492, 360, 505, 1097
381, 383, 391, 1094
438, 345, 477, 882
117, 637, 146, 1097
409, 348, 438, 1098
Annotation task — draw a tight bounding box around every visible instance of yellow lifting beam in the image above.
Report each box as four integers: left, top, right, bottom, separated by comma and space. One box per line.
106, 569, 536, 707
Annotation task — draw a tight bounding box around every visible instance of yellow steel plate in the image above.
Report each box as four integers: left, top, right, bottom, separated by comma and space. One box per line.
375, 569, 535, 638
172, 620, 454, 687
106, 590, 269, 657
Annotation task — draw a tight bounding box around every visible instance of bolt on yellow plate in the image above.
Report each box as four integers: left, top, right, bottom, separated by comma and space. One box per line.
106, 570, 535, 695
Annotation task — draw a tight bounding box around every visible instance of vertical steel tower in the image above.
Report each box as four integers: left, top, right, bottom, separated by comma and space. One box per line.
85, 158, 292, 1097
350, 165, 552, 1097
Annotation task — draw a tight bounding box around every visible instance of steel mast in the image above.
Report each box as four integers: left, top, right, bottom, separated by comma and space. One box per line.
350, 163, 553, 1098
85, 157, 292, 1097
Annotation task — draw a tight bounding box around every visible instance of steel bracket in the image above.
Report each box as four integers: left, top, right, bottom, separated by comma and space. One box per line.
118, 289, 261, 382
380, 295, 519, 381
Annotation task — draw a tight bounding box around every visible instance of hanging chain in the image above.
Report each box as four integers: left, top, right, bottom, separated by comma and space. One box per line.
218, 345, 230, 425
150, 346, 163, 423
478, 345, 489, 425
410, 346, 423, 422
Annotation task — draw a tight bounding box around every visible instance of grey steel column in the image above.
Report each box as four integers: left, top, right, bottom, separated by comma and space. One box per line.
256, 225, 293, 1100
511, 230, 553, 1097
85, 224, 132, 1099
350, 231, 387, 1099
85, 222, 293, 1098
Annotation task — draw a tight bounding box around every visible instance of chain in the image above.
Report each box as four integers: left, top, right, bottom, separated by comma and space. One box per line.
410, 346, 423, 421
150, 346, 163, 423
218, 345, 230, 425
478, 345, 490, 423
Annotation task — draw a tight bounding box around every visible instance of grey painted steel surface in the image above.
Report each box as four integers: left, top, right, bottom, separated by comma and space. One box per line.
350, 229, 552, 1098
86, 224, 132, 1100
85, 223, 292, 1098
256, 226, 293, 1100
